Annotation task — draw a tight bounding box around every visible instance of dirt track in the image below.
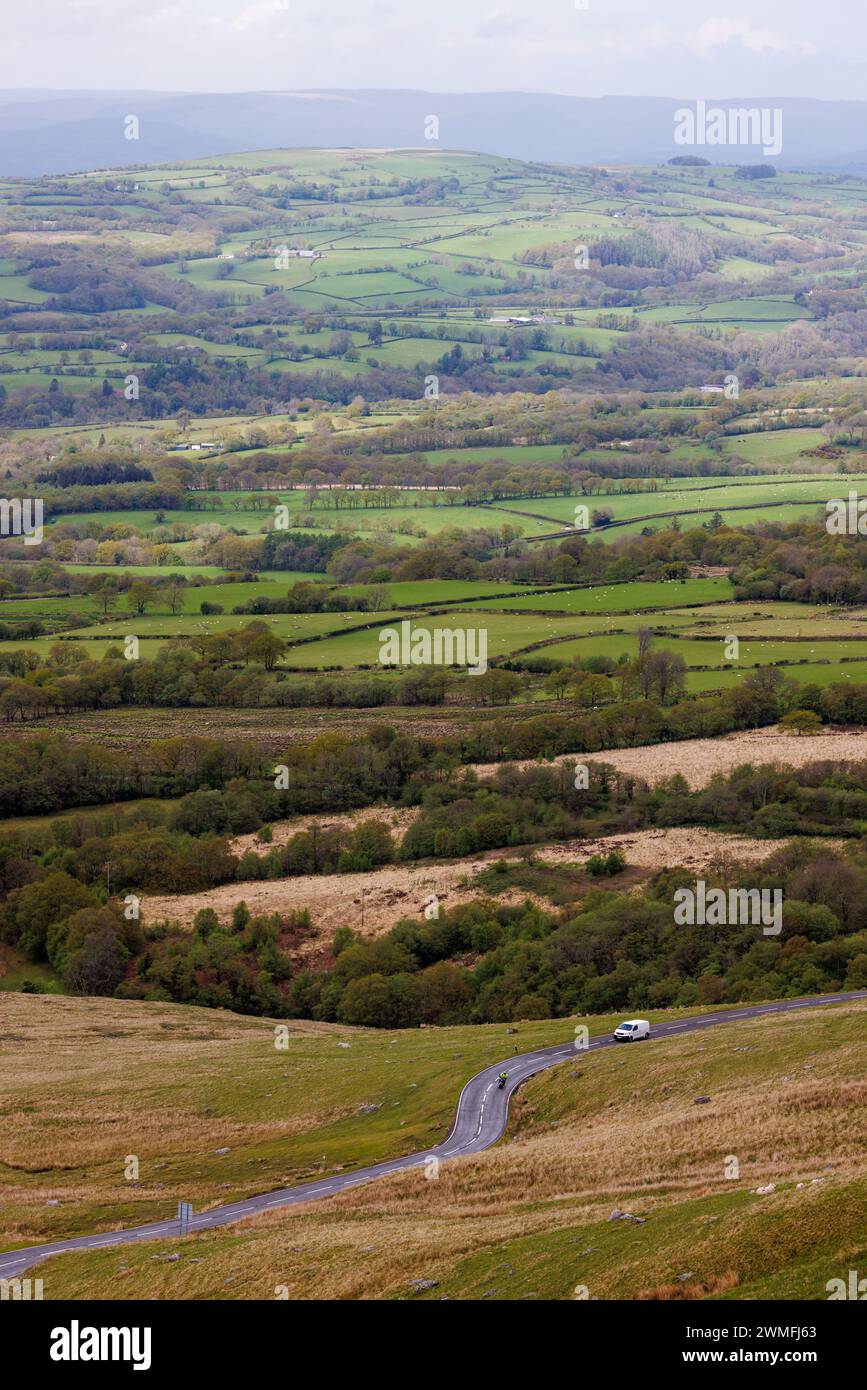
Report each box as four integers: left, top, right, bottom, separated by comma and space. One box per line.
473, 726, 867, 789
142, 827, 797, 939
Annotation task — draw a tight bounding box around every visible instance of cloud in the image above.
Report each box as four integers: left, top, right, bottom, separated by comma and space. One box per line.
0, 0, 852, 97
473, 11, 528, 40
602, 16, 815, 64
686, 18, 815, 58
227, 0, 290, 33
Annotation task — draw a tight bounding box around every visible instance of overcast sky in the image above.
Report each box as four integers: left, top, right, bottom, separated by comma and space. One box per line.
2, 0, 865, 100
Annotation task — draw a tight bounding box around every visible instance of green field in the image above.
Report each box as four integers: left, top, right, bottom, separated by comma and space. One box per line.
48, 496, 550, 543
10, 571, 866, 685
496, 579, 730, 611
542, 632, 867, 670
492, 476, 867, 540
686, 660, 867, 691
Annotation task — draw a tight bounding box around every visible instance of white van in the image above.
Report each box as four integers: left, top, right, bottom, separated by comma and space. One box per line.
613, 1019, 650, 1042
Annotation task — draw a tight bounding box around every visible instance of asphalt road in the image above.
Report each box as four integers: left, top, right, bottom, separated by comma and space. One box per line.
1, 989, 864, 1282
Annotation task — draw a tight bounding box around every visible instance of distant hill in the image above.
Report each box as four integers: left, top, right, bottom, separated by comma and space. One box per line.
2, 89, 867, 176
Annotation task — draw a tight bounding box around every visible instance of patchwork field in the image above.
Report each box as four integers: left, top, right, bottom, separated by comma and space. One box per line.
7, 564, 867, 691
4, 145, 857, 415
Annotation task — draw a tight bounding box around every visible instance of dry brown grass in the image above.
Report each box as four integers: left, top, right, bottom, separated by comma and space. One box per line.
0, 993, 353, 1245
145, 854, 478, 933
228, 805, 418, 857
187, 999, 867, 1299
635, 1271, 739, 1299
0, 703, 515, 755
16, 995, 867, 1301
473, 725, 867, 788
142, 827, 797, 934
0, 993, 585, 1248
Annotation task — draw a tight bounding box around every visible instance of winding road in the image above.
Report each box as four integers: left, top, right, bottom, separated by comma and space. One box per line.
1, 990, 864, 1282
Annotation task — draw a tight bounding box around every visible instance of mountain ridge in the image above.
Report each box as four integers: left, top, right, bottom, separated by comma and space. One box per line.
3, 89, 867, 176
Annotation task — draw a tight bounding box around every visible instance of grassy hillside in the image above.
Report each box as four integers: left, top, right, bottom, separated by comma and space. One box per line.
4, 992, 865, 1300
0, 991, 580, 1245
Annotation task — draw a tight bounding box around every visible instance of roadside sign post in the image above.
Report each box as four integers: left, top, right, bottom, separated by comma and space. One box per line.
178, 1201, 193, 1235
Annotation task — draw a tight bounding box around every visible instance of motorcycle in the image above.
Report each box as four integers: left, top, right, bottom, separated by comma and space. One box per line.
497, 1074, 508, 1090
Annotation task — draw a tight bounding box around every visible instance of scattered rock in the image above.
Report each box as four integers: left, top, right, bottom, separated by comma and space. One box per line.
693, 1096, 712, 1105
755, 1183, 776, 1195
408, 1278, 439, 1292
676, 1272, 695, 1281
608, 1208, 646, 1224
337, 1042, 351, 1049
214, 1147, 230, 1155
358, 1104, 381, 1115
